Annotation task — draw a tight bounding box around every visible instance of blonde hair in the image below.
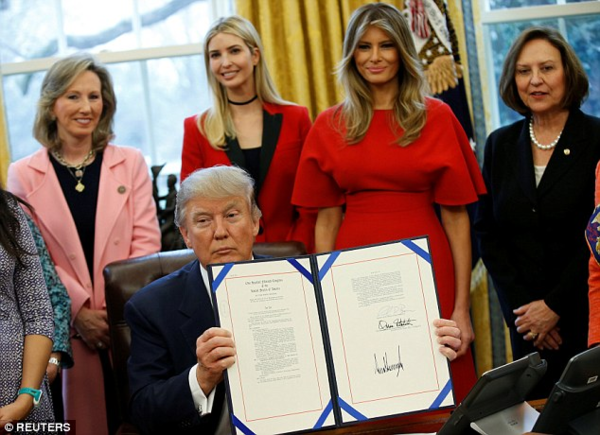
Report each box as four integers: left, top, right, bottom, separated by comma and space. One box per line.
33, 52, 116, 151
336, 3, 427, 146
200, 15, 289, 149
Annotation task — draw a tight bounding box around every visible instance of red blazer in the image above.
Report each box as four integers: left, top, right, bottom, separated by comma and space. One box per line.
181, 102, 316, 252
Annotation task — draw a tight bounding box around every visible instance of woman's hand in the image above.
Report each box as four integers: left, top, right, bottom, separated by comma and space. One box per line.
0, 395, 35, 431
450, 308, 475, 358
315, 207, 343, 253
74, 306, 110, 351
538, 327, 563, 350
514, 300, 560, 350
46, 352, 61, 384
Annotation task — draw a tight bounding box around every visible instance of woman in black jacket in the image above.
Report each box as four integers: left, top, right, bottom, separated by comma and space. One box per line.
475, 26, 600, 398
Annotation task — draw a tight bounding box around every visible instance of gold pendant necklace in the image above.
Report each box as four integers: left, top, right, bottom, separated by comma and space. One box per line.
51, 149, 94, 193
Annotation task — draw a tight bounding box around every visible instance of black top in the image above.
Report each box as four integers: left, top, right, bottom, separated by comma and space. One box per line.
242, 147, 261, 185
50, 151, 103, 282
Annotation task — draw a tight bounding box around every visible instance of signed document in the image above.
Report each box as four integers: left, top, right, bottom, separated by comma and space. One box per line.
210, 237, 454, 435
317, 238, 454, 424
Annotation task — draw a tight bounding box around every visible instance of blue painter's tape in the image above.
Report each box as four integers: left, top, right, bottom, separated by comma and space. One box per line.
231, 413, 256, 435
429, 379, 453, 409
318, 251, 341, 281
313, 399, 334, 429
401, 239, 431, 264
211, 263, 234, 293
287, 258, 313, 282
338, 396, 367, 421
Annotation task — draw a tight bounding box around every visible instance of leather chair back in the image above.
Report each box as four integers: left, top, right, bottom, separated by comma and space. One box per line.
103, 241, 307, 433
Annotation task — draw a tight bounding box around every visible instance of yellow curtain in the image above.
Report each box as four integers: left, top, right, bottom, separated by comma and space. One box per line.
0, 80, 10, 187
471, 260, 493, 375
235, 0, 404, 119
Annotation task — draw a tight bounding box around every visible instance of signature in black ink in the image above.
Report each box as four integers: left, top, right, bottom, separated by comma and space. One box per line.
377, 304, 407, 319
374, 345, 404, 377
378, 318, 415, 331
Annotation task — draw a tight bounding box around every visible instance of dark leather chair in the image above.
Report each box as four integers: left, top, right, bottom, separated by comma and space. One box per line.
103, 241, 307, 434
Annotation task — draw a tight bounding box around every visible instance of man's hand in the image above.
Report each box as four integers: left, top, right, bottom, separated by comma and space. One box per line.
195, 327, 236, 395
434, 318, 462, 361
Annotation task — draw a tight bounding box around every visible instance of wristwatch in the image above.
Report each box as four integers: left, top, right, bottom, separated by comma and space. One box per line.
18, 388, 43, 407
49, 357, 61, 368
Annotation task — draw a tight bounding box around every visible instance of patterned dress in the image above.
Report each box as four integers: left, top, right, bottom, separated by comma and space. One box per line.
25, 215, 73, 367
0, 196, 55, 430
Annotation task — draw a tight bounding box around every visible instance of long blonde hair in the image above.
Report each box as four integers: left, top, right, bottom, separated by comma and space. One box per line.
336, 3, 427, 146
200, 15, 289, 149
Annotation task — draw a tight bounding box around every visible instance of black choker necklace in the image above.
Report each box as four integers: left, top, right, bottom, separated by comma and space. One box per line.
228, 95, 258, 106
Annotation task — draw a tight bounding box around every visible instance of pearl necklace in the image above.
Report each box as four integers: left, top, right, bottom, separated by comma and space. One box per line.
51, 149, 95, 192
529, 118, 563, 150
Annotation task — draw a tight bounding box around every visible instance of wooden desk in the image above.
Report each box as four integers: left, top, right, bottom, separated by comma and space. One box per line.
319, 400, 547, 434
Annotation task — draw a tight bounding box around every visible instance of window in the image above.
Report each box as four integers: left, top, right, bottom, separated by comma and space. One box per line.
0, 0, 234, 189
479, 0, 600, 129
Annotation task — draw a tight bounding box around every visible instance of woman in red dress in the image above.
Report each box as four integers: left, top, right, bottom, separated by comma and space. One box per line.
292, 3, 485, 402
181, 16, 316, 252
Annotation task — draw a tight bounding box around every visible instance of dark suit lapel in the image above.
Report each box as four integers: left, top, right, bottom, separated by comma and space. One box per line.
178, 260, 216, 355
258, 110, 283, 198
537, 109, 587, 197
224, 136, 246, 170
513, 120, 538, 206
177, 261, 226, 431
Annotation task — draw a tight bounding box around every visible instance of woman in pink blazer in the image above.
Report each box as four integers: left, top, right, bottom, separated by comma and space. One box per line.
7, 53, 161, 435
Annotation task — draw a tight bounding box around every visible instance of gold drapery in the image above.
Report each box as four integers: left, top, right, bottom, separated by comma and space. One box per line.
0, 81, 10, 186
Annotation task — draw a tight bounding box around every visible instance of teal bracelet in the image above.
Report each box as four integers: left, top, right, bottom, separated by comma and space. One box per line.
18, 387, 42, 406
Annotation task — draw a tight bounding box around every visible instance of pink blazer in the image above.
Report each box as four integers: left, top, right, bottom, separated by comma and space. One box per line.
7, 145, 161, 320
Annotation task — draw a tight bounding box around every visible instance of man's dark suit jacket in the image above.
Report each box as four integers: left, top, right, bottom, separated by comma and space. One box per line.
125, 259, 224, 434
474, 108, 600, 395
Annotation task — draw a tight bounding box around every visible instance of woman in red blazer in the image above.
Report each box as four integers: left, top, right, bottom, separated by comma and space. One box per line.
181, 15, 316, 253
8, 53, 160, 435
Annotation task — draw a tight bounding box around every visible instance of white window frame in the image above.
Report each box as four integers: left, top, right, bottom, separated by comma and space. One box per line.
477, 0, 600, 131
0, 0, 234, 165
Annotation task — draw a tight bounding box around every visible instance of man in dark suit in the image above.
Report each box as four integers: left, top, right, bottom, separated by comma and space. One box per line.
126, 165, 259, 434
125, 165, 466, 435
